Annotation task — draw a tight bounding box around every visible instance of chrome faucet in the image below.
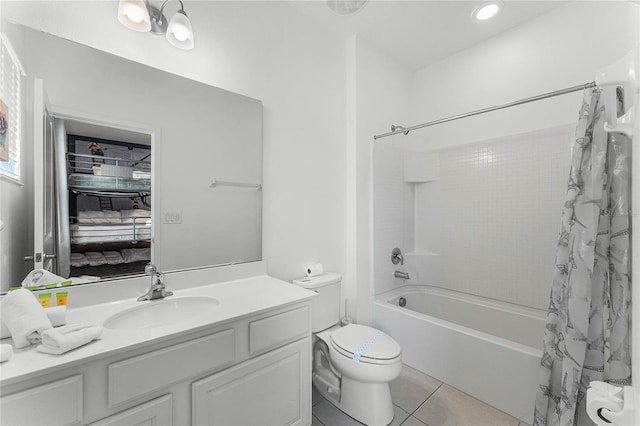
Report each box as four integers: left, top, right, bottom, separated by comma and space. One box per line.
394, 270, 410, 280
391, 248, 404, 265
137, 263, 173, 301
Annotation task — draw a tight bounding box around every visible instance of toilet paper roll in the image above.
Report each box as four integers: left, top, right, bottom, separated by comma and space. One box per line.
306, 263, 324, 277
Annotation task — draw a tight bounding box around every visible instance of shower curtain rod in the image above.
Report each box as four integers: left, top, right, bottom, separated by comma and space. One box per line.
373, 81, 597, 140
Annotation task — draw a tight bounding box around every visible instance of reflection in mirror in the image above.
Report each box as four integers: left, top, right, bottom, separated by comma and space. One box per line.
0, 23, 263, 293
64, 123, 152, 280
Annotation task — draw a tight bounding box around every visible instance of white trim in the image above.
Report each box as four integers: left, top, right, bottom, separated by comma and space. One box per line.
0, 33, 25, 76
0, 173, 23, 186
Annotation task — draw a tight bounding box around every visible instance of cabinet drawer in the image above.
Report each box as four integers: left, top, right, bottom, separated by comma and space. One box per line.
88, 394, 172, 426
0, 375, 83, 426
109, 329, 234, 407
249, 306, 309, 355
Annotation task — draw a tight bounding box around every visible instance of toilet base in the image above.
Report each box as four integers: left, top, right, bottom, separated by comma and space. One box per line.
315, 376, 394, 426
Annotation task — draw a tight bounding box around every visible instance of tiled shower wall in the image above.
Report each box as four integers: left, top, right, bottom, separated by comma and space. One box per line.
372, 142, 412, 296
412, 125, 573, 309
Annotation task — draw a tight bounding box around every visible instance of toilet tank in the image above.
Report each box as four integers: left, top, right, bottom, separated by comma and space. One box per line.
293, 272, 341, 332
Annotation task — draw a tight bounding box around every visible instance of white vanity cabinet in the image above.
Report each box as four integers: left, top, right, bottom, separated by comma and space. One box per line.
0, 301, 312, 426
87, 394, 173, 426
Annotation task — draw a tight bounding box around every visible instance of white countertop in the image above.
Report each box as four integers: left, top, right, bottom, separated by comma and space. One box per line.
0, 274, 315, 386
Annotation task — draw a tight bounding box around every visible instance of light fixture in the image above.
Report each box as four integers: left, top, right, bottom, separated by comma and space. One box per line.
471, 1, 503, 21
118, 0, 194, 50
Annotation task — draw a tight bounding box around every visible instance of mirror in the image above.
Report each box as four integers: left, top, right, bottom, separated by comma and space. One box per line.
0, 23, 263, 292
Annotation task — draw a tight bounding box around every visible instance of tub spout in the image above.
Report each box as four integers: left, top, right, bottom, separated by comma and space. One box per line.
394, 271, 409, 280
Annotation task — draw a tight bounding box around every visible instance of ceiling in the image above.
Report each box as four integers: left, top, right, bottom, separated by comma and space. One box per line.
287, 1, 568, 70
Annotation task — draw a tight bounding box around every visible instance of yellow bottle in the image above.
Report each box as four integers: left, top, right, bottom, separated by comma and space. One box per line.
56, 292, 68, 306
38, 293, 52, 308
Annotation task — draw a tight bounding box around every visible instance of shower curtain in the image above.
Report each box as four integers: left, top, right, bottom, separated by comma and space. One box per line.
533, 88, 632, 426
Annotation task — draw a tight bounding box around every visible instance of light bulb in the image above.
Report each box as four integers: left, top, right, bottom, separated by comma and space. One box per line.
127, 10, 145, 23
472, 2, 502, 21
117, 0, 151, 32
166, 10, 194, 49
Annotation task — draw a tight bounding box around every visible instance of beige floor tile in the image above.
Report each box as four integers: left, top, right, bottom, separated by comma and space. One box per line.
312, 400, 364, 426
312, 399, 409, 426
313, 385, 326, 406
389, 405, 411, 426
390, 364, 442, 413
401, 416, 429, 426
413, 384, 519, 426
312, 414, 325, 426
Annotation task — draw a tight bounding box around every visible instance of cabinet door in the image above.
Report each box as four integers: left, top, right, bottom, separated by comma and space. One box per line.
88, 394, 172, 426
192, 338, 310, 426
0, 375, 83, 426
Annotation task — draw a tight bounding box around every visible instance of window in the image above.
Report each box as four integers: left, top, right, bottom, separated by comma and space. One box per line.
0, 33, 24, 181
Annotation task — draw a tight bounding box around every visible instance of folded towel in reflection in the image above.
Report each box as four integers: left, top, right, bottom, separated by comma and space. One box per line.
0, 344, 13, 362
0, 305, 67, 339
37, 323, 102, 355
21, 269, 67, 289
0, 289, 52, 348
71, 252, 89, 267
85, 252, 108, 266
103, 251, 124, 265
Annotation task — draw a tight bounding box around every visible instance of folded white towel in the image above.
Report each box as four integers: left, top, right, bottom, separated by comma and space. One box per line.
0, 289, 52, 348
45, 306, 67, 328
103, 250, 124, 265
70, 252, 89, 267
0, 305, 67, 339
0, 344, 13, 362
37, 323, 103, 355
85, 252, 107, 266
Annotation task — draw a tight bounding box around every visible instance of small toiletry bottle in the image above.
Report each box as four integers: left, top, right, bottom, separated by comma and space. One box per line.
56, 292, 68, 306
39, 293, 52, 308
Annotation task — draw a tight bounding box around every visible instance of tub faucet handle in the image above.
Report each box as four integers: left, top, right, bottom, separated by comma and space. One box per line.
391, 248, 404, 265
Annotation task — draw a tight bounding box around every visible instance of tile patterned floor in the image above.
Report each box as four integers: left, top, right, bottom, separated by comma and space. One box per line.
312, 364, 532, 426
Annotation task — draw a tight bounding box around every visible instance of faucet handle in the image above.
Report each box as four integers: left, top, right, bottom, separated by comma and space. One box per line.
144, 263, 157, 276
391, 248, 404, 265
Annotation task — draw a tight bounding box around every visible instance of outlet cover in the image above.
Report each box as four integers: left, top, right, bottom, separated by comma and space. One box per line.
164, 212, 182, 224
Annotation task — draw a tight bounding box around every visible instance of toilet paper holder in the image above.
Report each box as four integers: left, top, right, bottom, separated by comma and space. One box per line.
587, 381, 635, 426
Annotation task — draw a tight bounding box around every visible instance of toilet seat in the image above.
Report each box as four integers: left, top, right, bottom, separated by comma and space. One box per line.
329, 324, 401, 365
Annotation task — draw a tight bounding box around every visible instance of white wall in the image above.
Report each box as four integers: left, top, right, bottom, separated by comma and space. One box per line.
1, 1, 347, 288
349, 37, 412, 322
410, 1, 640, 149
403, 1, 639, 309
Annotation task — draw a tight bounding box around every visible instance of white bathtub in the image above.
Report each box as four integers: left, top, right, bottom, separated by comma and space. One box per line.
373, 285, 546, 424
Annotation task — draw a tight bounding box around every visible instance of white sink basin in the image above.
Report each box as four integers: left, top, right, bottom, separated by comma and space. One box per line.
103, 296, 220, 330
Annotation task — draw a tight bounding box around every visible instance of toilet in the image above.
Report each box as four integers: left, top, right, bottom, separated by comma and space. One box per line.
293, 273, 402, 426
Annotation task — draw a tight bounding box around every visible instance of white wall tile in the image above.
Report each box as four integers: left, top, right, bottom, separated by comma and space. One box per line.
412, 126, 572, 309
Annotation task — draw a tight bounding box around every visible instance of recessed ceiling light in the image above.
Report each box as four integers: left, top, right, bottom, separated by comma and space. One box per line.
472, 1, 503, 21
326, 0, 368, 16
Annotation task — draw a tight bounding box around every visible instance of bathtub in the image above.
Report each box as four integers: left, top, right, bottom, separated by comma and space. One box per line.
372, 285, 546, 424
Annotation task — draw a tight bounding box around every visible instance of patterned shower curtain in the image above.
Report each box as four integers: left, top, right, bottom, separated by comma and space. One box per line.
533, 88, 632, 426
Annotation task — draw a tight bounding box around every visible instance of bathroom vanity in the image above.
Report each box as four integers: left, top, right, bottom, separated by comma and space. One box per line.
0, 263, 315, 425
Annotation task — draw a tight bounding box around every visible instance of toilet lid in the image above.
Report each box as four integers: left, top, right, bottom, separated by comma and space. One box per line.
330, 324, 400, 362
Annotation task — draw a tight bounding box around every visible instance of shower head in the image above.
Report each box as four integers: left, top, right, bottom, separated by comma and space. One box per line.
391, 125, 410, 135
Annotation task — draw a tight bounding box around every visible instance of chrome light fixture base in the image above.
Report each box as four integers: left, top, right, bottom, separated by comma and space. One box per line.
148, 5, 169, 35
117, 0, 194, 49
